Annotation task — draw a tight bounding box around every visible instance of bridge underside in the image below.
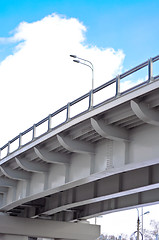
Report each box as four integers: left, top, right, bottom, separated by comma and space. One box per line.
2, 163, 159, 221
0, 79, 159, 238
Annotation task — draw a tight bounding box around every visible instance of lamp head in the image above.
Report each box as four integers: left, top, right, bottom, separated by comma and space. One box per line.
73, 60, 80, 63
144, 211, 150, 215
70, 55, 77, 58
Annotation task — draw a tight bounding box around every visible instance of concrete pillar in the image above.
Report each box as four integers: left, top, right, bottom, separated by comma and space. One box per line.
0, 236, 49, 240
0, 234, 28, 240
0, 215, 100, 240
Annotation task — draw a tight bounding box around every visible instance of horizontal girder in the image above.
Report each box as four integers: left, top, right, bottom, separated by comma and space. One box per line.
6, 163, 159, 220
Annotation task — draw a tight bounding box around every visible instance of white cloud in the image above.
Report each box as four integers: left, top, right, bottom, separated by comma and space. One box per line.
0, 13, 125, 146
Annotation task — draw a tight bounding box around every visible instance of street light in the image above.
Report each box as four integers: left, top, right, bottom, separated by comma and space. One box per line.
136, 208, 150, 240
70, 54, 94, 107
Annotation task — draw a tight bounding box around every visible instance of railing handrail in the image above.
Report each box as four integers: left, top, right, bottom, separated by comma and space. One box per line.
0, 55, 159, 157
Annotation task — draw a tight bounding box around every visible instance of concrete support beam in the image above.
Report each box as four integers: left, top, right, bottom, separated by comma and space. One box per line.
131, 100, 159, 126
0, 187, 8, 193
0, 177, 17, 187
91, 118, 129, 141
34, 147, 70, 164
15, 157, 48, 173
0, 166, 30, 180
0, 215, 100, 240
57, 135, 94, 154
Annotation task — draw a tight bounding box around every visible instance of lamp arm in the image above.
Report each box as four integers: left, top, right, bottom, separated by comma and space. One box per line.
76, 57, 94, 69
79, 61, 93, 71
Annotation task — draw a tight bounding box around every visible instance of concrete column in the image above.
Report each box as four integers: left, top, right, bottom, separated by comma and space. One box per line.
0, 234, 28, 240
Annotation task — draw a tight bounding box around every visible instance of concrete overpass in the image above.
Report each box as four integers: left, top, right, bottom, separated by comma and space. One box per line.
0, 56, 159, 239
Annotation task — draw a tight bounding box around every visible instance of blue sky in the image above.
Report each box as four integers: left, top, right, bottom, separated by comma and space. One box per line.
0, 0, 159, 69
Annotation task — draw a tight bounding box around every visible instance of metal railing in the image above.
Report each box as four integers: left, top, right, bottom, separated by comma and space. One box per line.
0, 55, 159, 159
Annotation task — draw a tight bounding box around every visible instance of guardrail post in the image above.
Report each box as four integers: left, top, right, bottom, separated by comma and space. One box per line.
48, 114, 52, 131
32, 124, 36, 140
89, 90, 93, 109
116, 75, 120, 97
66, 103, 70, 121
148, 58, 154, 82
7, 142, 10, 155
19, 133, 22, 148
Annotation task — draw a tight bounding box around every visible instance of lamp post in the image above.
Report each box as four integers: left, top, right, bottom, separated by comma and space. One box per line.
137, 208, 140, 240
141, 208, 150, 239
70, 55, 94, 107
136, 208, 150, 240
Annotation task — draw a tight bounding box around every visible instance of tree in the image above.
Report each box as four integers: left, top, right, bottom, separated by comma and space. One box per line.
97, 234, 129, 240
150, 220, 159, 236
143, 220, 159, 240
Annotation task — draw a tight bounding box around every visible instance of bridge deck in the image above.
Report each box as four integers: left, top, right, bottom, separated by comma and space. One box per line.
0, 56, 159, 223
